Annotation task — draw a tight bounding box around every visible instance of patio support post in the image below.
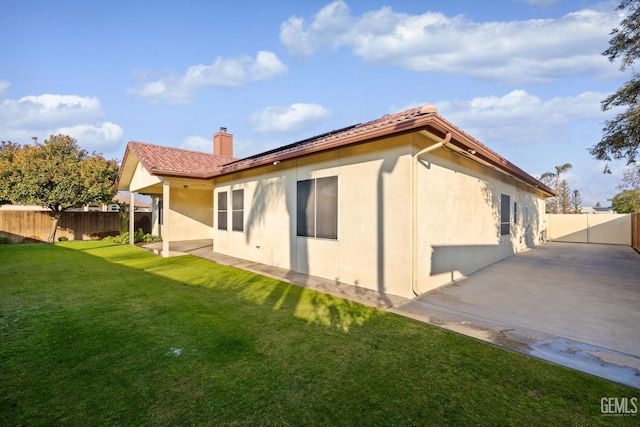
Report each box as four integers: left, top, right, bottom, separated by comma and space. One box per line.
129, 190, 135, 245
162, 179, 170, 257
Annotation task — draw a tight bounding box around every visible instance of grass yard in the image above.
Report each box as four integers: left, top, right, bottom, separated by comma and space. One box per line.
0, 241, 637, 426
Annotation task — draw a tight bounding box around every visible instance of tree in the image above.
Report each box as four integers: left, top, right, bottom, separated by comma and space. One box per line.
591, 0, 640, 165
618, 164, 640, 190
538, 172, 556, 213
558, 180, 572, 214
571, 189, 583, 214
540, 163, 573, 213
611, 189, 640, 212
0, 135, 119, 242
0, 141, 20, 205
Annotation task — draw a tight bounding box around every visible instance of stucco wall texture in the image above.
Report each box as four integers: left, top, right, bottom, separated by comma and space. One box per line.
212, 133, 546, 298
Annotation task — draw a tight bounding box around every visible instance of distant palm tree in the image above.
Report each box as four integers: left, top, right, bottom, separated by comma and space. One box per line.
540, 163, 573, 214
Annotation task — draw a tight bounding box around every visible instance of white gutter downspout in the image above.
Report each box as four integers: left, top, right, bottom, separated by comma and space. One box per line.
411, 132, 451, 296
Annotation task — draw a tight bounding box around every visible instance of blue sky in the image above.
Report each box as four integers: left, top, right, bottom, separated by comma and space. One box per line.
0, 0, 633, 206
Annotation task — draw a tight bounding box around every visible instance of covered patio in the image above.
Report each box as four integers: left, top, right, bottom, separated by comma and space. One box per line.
116, 141, 222, 257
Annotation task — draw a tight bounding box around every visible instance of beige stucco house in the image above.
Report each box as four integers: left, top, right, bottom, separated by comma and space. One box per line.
116, 105, 555, 298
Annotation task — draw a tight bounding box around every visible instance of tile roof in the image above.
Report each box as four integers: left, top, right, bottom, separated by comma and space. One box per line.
118, 104, 556, 197
220, 106, 428, 172
127, 142, 234, 177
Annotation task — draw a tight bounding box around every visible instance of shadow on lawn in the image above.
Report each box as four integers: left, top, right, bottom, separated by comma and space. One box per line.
62, 241, 383, 334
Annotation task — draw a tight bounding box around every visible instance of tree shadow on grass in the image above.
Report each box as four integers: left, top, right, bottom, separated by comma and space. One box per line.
60, 241, 382, 333
0, 242, 384, 425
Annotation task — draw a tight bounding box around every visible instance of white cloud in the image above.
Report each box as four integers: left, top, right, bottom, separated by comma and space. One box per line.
180, 135, 211, 153
128, 51, 288, 105
250, 51, 290, 81
0, 92, 123, 153
250, 103, 332, 135
280, 1, 620, 84
432, 90, 610, 144
1, 94, 103, 128
56, 122, 123, 152
0, 80, 10, 98
415, 89, 622, 207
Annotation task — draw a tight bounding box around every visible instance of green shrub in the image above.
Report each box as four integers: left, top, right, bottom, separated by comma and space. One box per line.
102, 230, 161, 244
0, 236, 11, 244
58, 236, 69, 242
143, 233, 162, 243
134, 228, 145, 243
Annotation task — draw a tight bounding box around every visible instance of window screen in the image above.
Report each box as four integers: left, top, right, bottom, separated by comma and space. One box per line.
297, 179, 315, 237
501, 194, 511, 235
217, 191, 227, 230
316, 176, 338, 239
297, 176, 338, 239
232, 189, 244, 232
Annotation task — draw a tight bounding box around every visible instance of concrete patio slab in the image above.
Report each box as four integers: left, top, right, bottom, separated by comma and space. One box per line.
391, 242, 640, 389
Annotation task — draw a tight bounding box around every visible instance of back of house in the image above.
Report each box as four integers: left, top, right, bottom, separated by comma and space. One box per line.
117, 104, 555, 298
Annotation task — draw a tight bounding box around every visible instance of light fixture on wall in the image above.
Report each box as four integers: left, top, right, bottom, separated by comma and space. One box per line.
467, 149, 476, 155
273, 161, 280, 165
183, 184, 189, 189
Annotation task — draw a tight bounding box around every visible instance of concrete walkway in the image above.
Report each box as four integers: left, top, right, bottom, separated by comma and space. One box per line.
143, 240, 640, 389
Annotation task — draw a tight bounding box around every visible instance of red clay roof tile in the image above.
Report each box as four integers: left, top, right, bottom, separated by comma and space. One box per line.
127, 142, 234, 177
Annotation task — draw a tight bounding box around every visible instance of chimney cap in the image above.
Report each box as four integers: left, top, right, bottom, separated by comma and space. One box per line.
219, 126, 227, 133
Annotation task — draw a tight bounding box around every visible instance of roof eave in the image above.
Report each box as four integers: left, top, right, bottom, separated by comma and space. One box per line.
115, 143, 136, 191
214, 113, 440, 177
422, 116, 557, 197
147, 168, 218, 179
212, 113, 556, 197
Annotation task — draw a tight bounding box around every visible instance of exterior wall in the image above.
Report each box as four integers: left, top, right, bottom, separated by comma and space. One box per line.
166, 187, 213, 241
546, 213, 631, 245
130, 162, 161, 193
414, 146, 546, 294
212, 133, 547, 298
213, 135, 414, 298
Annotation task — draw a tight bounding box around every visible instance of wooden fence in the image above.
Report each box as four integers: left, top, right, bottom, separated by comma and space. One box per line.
0, 211, 152, 243
633, 212, 640, 253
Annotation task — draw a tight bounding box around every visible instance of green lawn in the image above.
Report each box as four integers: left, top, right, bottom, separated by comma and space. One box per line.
0, 241, 636, 426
